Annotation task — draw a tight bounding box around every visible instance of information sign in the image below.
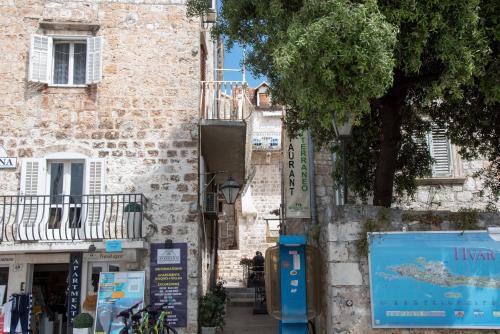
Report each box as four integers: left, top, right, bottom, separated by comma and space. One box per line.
369, 231, 500, 329
150, 243, 188, 327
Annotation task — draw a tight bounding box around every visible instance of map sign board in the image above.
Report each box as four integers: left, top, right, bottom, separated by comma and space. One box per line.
369, 231, 500, 329
94, 271, 145, 334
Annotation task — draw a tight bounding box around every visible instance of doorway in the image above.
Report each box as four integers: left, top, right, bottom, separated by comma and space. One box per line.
31, 264, 69, 334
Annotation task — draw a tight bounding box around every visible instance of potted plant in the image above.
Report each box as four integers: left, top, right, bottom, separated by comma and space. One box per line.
199, 292, 225, 334
213, 280, 229, 313
124, 202, 142, 238
73, 313, 93, 334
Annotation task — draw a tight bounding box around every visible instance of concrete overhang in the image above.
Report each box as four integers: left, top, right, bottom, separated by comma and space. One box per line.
0, 240, 148, 254
200, 119, 247, 186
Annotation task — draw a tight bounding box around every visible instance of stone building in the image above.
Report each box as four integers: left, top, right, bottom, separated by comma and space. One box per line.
216, 82, 283, 287
0, 1, 245, 334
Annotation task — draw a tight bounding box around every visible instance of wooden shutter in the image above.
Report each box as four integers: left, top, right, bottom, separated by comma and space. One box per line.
28, 35, 52, 83
86, 36, 103, 84
429, 127, 452, 177
85, 159, 105, 226
19, 158, 46, 226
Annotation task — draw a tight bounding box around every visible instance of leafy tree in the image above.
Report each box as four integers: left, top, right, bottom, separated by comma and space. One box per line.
188, 0, 498, 207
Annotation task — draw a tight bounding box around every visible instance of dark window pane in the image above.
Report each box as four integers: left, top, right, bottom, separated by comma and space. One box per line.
73, 44, 87, 84
109, 265, 120, 272
69, 207, 82, 228
91, 266, 104, 293
0, 267, 8, 304
53, 43, 69, 84
50, 163, 64, 204
48, 208, 62, 229
70, 163, 84, 204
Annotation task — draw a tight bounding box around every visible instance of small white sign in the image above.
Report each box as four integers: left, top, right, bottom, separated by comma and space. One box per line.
0, 157, 16, 169
157, 248, 181, 264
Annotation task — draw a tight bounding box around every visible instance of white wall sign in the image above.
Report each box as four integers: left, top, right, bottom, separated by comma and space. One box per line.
83, 249, 137, 262
0, 147, 16, 169
283, 130, 311, 219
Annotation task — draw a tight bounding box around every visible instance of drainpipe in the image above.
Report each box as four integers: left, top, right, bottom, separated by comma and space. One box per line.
308, 131, 318, 228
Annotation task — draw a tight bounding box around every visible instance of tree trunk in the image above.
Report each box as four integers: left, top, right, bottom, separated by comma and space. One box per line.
373, 75, 406, 207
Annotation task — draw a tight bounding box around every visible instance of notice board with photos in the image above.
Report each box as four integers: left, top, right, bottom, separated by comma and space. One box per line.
94, 271, 145, 334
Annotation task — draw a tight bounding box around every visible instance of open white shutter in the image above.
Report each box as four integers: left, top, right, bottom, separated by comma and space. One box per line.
84, 159, 106, 228
28, 35, 52, 83
429, 126, 452, 177
19, 158, 46, 227
86, 36, 103, 84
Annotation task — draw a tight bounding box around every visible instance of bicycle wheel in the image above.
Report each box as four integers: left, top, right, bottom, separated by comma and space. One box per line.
162, 324, 178, 334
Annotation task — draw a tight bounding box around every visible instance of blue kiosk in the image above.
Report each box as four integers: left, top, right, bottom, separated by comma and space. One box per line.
265, 235, 321, 334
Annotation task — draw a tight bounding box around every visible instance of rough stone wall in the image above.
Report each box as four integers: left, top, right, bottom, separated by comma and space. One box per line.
399, 155, 499, 212
217, 151, 281, 286
0, 2, 201, 333
317, 205, 500, 334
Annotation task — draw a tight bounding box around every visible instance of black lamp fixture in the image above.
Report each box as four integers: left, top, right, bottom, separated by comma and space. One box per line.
164, 238, 173, 249
220, 176, 241, 205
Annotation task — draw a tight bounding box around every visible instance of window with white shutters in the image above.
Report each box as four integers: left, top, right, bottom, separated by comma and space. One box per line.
428, 126, 453, 177
29, 35, 52, 83
28, 35, 103, 86
86, 36, 103, 85
19, 158, 46, 226
85, 159, 105, 226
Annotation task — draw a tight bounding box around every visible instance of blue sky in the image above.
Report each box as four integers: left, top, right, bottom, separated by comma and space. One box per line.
223, 42, 266, 88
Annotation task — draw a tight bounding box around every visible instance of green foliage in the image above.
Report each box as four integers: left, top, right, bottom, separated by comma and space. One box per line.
356, 208, 391, 257
186, 0, 210, 18
124, 202, 142, 212
450, 208, 480, 230
194, 0, 499, 205
212, 280, 229, 304
73, 313, 93, 329
355, 218, 382, 258
199, 292, 225, 328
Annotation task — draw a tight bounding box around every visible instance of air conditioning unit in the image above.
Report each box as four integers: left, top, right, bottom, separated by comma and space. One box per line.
204, 192, 218, 216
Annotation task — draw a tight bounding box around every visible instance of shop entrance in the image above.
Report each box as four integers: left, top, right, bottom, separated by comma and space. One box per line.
31, 264, 68, 334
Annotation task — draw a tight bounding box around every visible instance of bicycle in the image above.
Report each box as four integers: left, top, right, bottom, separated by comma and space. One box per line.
145, 302, 178, 334
117, 302, 143, 334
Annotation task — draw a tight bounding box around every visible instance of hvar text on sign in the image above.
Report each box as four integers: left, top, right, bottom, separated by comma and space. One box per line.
0, 146, 16, 169
283, 131, 311, 219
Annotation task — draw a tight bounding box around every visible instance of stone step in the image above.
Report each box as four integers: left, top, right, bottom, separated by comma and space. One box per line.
226, 287, 255, 293
229, 298, 254, 306
229, 292, 255, 299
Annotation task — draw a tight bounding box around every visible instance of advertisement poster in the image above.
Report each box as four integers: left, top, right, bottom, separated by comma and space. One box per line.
369, 231, 500, 329
94, 271, 145, 334
283, 130, 311, 219
150, 243, 188, 327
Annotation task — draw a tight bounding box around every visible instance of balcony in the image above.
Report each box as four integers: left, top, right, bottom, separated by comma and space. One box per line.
0, 194, 146, 242
200, 81, 254, 186
252, 131, 281, 151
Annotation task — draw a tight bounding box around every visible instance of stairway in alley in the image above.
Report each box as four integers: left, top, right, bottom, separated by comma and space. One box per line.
223, 287, 278, 334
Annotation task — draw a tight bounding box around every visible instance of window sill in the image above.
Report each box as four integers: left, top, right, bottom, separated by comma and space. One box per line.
48, 84, 87, 88
416, 177, 466, 186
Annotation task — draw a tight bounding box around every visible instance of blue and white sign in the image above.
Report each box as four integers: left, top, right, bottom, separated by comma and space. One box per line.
105, 240, 122, 252
369, 231, 500, 329
0, 146, 16, 169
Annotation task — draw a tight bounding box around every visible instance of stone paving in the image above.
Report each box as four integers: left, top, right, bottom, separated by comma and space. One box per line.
221, 305, 278, 334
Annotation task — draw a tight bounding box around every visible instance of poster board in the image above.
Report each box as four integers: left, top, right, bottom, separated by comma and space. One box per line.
150, 243, 188, 327
94, 271, 145, 334
369, 231, 500, 329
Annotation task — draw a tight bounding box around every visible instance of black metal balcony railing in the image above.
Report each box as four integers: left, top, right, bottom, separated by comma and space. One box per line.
0, 194, 146, 242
